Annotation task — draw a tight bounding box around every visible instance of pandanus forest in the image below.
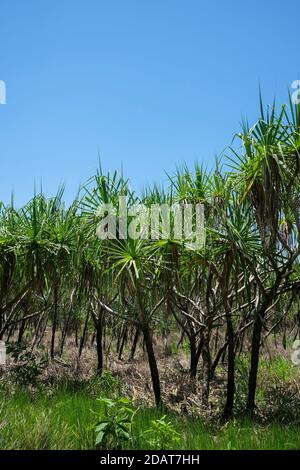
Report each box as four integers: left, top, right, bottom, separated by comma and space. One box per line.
0, 95, 300, 449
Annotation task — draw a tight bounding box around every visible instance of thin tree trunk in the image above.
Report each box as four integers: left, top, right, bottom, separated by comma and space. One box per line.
118, 324, 128, 360
37, 313, 49, 348
79, 310, 90, 358
50, 286, 59, 359
190, 334, 203, 379
129, 326, 140, 360
142, 325, 161, 406
201, 328, 211, 406
96, 313, 104, 375
60, 307, 72, 355
223, 315, 235, 419
246, 313, 263, 413
31, 312, 45, 352
17, 319, 27, 344
221, 255, 235, 419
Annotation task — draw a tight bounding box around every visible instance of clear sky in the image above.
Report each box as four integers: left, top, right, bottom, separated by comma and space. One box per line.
0, 0, 299, 205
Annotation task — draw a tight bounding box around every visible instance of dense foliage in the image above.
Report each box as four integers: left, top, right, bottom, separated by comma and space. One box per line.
1, 95, 300, 420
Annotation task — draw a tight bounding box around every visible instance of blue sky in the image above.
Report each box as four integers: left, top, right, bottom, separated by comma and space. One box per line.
0, 0, 299, 205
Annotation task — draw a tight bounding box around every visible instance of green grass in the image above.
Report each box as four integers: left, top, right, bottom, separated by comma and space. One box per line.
0, 389, 96, 449
259, 355, 297, 383
233, 354, 299, 408
130, 408, 300, 450
0, 382, 299, 450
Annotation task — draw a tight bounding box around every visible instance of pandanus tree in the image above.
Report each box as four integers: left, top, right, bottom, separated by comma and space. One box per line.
79, 168, 160, 376
1, 90, 300, 417
0, 202, 20, 338
230, 95, 300, 412
79, 168, 131, 374
105, 237, 165, 405
168, 164, 211, 392
13, 189, 79, 357
209, 197, 260, 417
47, 197, 79, 358
0, 194, 55, 341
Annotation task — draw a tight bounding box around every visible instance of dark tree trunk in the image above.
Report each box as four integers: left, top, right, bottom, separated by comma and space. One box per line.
79, 310, 90, 358
116, 323, 123, 354
118, 324, 128, 360
245, 268, 283, 414
37, 313, 49, 348
6, 324, 15, 342
129, 326, 140, 360
223, 315, 235, 419
96, 313, 104, 375
31, 312, 45, 352
246, 314, 263, 413
60, 307, 72, 355
201, 328, 211, 406
190, 334, 204, 379
211, 342, 227, 379
50, 286, 59, 359
190, 335, 198, 378
17, 319, 27, 344
221, 255, 235, 419
142, 325, 161, 406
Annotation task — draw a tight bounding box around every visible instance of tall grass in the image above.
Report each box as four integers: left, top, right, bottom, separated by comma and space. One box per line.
0, 382, 299, 450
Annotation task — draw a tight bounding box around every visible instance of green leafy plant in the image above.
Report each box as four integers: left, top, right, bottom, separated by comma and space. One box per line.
98, 370, 121, 395
7, 342, 48, 386
264, 384, 300, 425
93, 397, 137, 449
143, 415, 181, 449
